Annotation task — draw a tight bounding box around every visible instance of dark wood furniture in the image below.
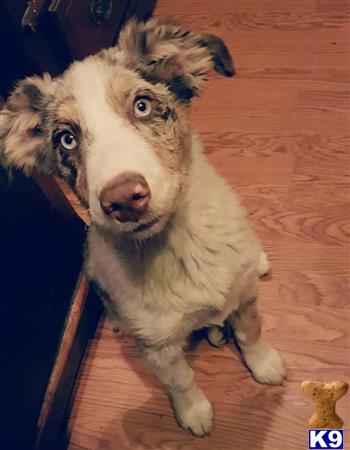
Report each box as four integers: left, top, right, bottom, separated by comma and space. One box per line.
0, 0, 156, 96
0, 2, 156, 449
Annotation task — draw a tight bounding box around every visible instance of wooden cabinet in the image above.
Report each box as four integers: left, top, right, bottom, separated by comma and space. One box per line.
0, 169, 98, 450
0, 0, 156, 95
44, 0, 130, 61
0, 1, 156, 449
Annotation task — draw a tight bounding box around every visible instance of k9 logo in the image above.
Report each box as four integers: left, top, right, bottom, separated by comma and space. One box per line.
308, 430, 344, 449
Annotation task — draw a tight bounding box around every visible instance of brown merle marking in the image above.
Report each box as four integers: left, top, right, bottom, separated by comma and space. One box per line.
229, 297, 261, 346
117, 18, 235, 101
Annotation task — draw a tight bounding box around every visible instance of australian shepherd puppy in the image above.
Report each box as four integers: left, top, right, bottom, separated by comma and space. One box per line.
0, 18, 285, 436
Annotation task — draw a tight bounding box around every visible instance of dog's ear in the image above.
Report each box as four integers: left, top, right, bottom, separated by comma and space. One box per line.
0, 74, 55, 175
117, 18, 235, 100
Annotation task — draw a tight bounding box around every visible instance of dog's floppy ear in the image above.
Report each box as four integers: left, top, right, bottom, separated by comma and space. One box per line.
0, 74, 54, 175
117, 18, 235, 100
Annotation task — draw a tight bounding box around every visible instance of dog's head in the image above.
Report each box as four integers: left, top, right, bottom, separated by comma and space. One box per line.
0, 18, 234, 239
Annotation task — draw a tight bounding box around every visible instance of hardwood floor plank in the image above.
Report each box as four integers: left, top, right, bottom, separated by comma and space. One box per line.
155, 0, 318, 15
159, 12, 349, 32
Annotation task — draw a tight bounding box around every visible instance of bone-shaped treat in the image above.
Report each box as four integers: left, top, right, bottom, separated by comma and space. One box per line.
301, 380, 349, 429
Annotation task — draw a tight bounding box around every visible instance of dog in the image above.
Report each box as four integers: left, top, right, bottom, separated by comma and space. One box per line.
0, 18, 285, 437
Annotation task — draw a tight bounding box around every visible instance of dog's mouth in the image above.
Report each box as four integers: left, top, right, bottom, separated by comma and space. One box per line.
133, 216, 160, 233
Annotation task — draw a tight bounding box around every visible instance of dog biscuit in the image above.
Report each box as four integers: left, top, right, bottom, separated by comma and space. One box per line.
301, 379, 348, 429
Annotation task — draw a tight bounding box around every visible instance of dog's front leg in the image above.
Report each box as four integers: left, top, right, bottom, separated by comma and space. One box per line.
229, 297, 285, 385
141, 343, 213, 437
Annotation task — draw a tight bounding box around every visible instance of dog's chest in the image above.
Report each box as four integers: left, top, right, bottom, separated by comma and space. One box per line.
86, 226, 245, 341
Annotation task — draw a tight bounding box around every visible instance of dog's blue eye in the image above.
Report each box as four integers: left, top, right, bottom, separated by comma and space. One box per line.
60, 132, 77, 150
134, 98, 153, 118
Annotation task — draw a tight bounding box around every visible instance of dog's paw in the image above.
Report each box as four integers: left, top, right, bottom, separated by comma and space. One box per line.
171, 387, 214, 437
258, 251, 270, 277
243, 340, 285, 385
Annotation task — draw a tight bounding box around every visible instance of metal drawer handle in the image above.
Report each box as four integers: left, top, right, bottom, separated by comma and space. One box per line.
90, 0, 113, 25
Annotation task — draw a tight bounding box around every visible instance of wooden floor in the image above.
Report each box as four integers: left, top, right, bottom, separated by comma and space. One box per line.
67, 1, 350, 449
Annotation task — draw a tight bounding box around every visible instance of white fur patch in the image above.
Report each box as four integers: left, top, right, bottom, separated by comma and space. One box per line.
258, 251, 270, 277
65, 59, 176, 228
171, 385, 214, 437
242, 339, 286, 385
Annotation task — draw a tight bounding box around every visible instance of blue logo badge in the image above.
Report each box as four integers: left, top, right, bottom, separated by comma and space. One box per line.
308, 430, 344, 449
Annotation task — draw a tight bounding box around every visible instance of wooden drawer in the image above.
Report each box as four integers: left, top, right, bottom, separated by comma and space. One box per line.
44, 0, 129, 61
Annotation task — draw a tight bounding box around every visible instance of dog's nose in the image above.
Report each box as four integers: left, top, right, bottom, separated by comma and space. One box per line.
99, 172, 151, 222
